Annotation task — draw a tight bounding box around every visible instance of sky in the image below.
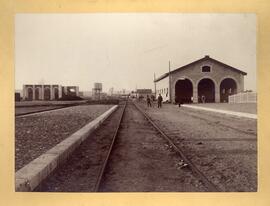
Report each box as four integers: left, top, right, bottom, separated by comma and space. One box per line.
15, 13, 256, 93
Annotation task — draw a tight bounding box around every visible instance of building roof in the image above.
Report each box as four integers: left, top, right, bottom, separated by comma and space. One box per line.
154, 55, 247, 82
136, 89, 152, 94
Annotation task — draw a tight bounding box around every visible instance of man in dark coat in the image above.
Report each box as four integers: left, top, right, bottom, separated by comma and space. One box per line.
157, 94, 163, 108
146, 95, 152, 107
175, 95, 182, 107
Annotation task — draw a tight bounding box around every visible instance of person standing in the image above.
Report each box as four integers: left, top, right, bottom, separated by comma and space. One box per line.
151, 95, 155, 108
157, 94, 163, 108
201, 95, 206, 103
146, 95, 152, 107
175, 95, 181, 107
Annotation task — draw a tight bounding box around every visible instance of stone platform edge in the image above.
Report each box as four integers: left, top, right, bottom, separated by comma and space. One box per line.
182, 104, 257, 119
15, 105, 118, 192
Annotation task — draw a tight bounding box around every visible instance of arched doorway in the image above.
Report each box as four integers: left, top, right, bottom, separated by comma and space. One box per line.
35, 88, 40, 100
44, 88, 51, 100
198, 78, 215, 103
27, 88, 33, 101
220, 78, 237, 102
175, 79, 193, 103
54, 88, 59, 100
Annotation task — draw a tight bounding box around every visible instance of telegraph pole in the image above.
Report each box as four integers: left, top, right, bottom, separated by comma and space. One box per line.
169, 61, 172, 103
154, 73, 156, 97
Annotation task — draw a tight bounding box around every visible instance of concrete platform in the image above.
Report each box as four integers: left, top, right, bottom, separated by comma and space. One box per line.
182, 104, 257, 119
15, 105, 118, 192
187, 103, 257, 114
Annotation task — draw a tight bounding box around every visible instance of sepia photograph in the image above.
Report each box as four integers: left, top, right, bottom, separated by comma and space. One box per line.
14, 13, 257, 192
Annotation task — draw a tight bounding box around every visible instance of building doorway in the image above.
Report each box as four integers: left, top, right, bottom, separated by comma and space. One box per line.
54, 88, 59, 100
198, 78, 215, 103
175, 79, 193, 103
220, 78, 237, 102
44, 88, 51, 100
27, 88, 33, 101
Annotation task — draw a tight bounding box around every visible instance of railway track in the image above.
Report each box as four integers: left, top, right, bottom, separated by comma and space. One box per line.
36, 100, 220, 192
35, 101, 127, 192
93, 101, 127, 191
132, 101, 220, 192
133, 102, 257, 192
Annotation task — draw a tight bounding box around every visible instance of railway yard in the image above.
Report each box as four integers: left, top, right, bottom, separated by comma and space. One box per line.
5, 12, 265, 206
15, 100, 257, 192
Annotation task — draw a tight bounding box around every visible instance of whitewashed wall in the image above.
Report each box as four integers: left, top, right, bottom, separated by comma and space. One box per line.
229, 92, 257, 103
155, 76, 170, 102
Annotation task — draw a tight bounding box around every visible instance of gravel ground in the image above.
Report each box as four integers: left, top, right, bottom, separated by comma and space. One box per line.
188, 103, 257, 114
36, 104, 125, 192
137, 101, 257, 192
15, 105, 113, 171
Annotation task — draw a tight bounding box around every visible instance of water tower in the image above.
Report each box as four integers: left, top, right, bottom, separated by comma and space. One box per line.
93, 83, 102, 100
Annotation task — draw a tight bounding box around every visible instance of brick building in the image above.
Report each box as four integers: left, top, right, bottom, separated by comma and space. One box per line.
154, 55, 247, 103
135, 89, 153, 100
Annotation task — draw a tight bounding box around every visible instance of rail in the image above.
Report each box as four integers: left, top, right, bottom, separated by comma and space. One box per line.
132, 101, 220, 192
93, 101, 127, 192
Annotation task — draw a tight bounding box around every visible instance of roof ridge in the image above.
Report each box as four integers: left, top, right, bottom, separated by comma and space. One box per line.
154, 56, 247, 83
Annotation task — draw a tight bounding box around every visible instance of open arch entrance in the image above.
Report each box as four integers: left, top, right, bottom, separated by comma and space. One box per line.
54, 88, 59, 100
44, 88, 51, 100
198, 78, 215, 103
35, 88, 40, 100
27, 88, 33, 101
220, 78, 237, 102
175, 79, 193, 103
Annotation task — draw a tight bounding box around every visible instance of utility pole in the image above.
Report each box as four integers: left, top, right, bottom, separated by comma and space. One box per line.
154, 73, 156, 98
169, 61, 172, 103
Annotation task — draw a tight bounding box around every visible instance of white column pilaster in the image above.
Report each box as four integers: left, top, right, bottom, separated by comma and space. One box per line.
23, 85, 26, 100
33, 85, 35, 100
41, 85, 44, 100
59, 86, 62, 98
193, 88, 198, 103
215, 84, 220, 103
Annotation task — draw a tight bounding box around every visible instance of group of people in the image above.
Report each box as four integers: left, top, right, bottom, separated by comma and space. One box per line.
146, 94, 207, 107
146, 94, 163, 108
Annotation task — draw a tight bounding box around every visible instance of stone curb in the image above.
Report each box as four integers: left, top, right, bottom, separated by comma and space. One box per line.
15, 105, 118, 192
182, 104, 257, 119
16, 105, 81, 118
